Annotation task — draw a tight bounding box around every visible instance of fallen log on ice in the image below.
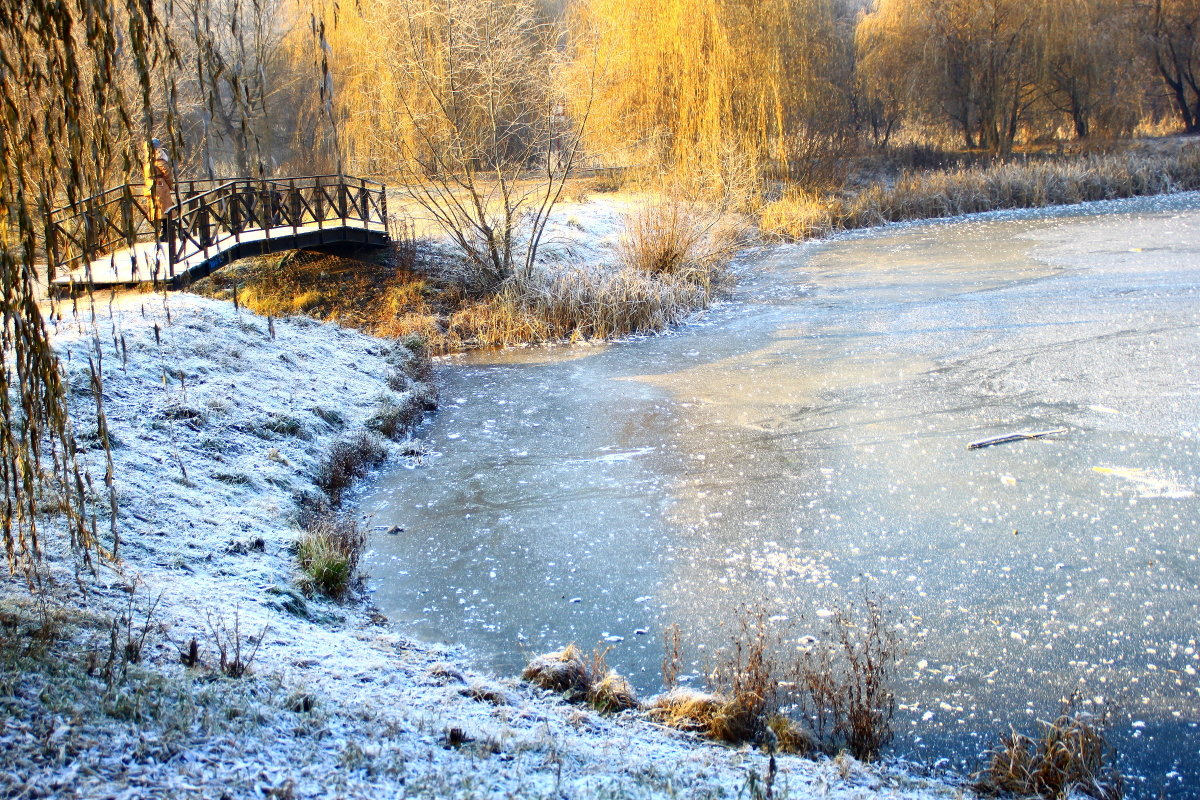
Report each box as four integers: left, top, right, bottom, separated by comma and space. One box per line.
967, 428, 1068, 450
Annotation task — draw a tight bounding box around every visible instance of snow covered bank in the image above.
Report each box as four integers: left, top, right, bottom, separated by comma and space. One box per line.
1, 292, 968, 798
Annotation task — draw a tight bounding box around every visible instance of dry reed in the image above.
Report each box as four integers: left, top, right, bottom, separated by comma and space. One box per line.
651, 597, 900, 760
762, 148, 1200, 241
313, 430, 388, 506
977, 707, 1124, 800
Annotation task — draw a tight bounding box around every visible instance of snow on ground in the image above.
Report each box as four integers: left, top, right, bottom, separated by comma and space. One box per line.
1, 264, 968, 798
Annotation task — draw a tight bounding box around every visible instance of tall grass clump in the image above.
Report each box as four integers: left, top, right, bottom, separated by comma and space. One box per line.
447, 199, 739, 349
295, 512, 367, 599
649, 596, 900, 760
762, 148, 1200, 241
617, 198, 742, 278
977, 702, 1124, 800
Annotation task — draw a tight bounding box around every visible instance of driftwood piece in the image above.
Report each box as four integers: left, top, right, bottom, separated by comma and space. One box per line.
967, 428, 1068, 450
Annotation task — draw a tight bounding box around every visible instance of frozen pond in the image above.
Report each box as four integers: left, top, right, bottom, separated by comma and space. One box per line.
360, 194, 1200, 796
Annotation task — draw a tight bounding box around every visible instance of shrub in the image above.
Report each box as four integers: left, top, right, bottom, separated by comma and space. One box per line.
295, 512, 367, 599
314, 430, 388, 505
617, 199, 735, 276
205, 608, 266, 678
977, 705, 1124, 800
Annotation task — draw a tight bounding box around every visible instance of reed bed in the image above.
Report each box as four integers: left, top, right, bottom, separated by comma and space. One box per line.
761, 148, 1200, 240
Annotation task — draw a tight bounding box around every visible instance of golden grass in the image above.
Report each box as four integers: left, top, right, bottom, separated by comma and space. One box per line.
646, 688, 726, 734
977, 711, 1124, 800
193, 209, 734, 355
768, 714, 815, 755
587, 669, 639, 713
521, 644, 592, 699
762, 147, 1200, 241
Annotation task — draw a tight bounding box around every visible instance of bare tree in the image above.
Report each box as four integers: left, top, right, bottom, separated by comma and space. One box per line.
333, 0, 592, 292
1141, 0, 1200, 133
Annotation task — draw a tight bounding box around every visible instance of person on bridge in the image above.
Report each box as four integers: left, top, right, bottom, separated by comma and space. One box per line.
144, 138, 174, 241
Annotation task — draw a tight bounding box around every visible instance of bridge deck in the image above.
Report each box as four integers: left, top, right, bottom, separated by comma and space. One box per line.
52, 219, 389, 289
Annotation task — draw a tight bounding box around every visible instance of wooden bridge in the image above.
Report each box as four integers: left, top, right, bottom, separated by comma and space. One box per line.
47, 175, 389, 290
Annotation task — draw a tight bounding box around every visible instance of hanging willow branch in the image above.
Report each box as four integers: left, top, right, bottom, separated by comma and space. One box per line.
0, 0, 170, 580
1, 0, 341, 583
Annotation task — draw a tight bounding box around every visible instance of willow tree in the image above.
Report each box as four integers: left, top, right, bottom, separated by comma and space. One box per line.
857, 0, 1040, 152
0, 0, 339, 581
1036, 0, 1141, 139
568, 0, 847, 191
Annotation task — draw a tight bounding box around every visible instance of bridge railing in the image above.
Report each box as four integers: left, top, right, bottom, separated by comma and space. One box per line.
47, 175, 388, 282
46, 184, 155, 281
165, 175, 389, 277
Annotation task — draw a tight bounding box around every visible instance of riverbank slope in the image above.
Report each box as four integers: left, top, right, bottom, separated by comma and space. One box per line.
0, 290, 965, 798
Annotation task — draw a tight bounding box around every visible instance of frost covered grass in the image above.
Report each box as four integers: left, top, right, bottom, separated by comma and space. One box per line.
0, 291, 969, 799
761, 145, 1200, 240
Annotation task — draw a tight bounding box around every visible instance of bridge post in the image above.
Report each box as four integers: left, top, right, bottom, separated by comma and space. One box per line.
288, 179, 300, 234
381, 188, 388, 238
230, 181, 242, 240
198, 197, 212, 250
120, 185, 135, 246
338, 175, 349, 224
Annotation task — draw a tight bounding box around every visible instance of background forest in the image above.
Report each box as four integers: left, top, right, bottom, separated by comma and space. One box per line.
149, 0, 1200, 184
19, 0, 1199, 198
